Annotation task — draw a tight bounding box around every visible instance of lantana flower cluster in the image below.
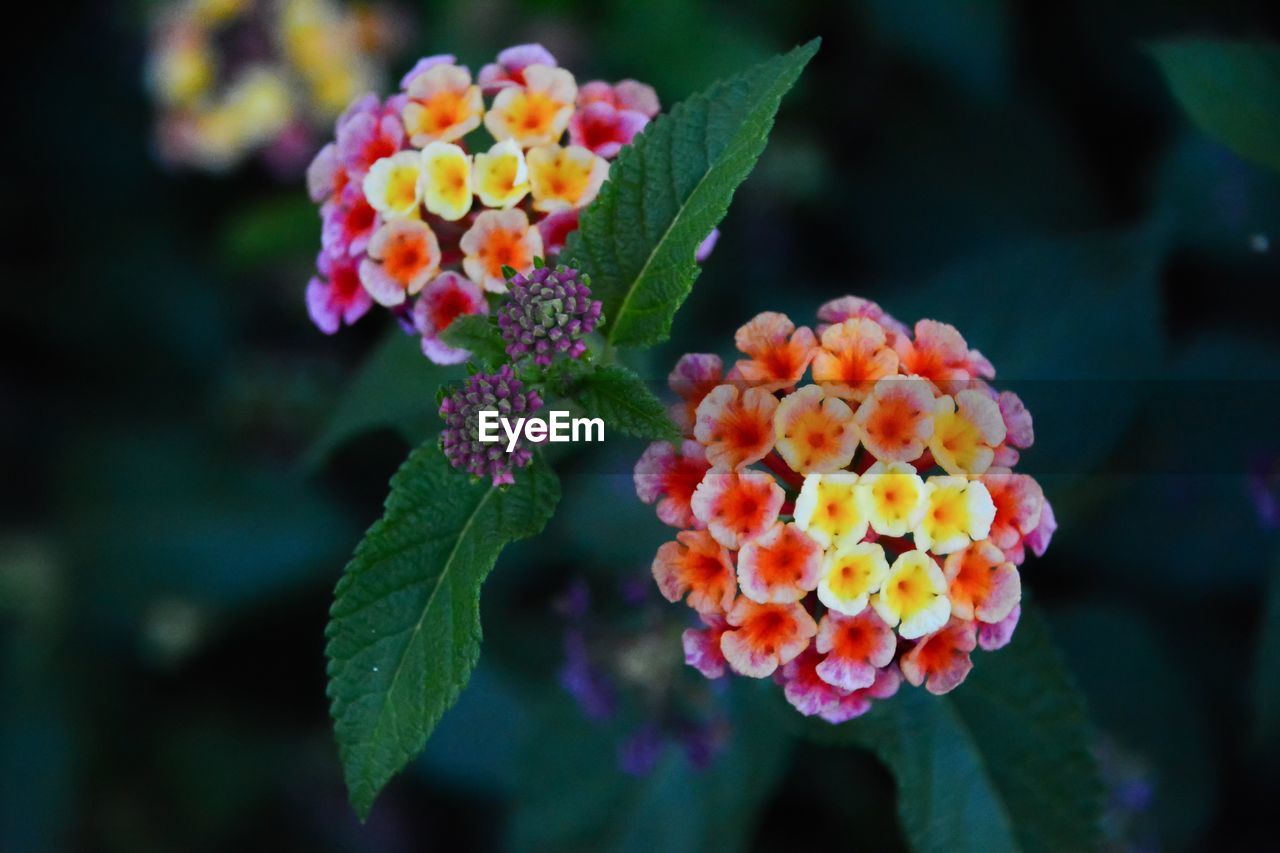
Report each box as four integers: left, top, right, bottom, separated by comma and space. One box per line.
148, 0, 402, 173
304, 43, 661, 361
437, 264, 603, 486
634, 297, 1057, 722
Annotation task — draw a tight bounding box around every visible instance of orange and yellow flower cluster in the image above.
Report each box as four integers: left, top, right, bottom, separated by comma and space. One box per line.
304, 43, 660, 362
148, 0, 403, 173
635, 296, 1056, 722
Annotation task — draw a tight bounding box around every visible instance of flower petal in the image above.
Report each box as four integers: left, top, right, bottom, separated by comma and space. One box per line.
690, 469, 785, 549
737, 522, 822, 604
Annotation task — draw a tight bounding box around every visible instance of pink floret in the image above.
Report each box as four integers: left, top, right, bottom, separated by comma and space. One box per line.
478, 43, 557, 93
683, 614, 729, 679
307, 251, 372, 334
413, 272, 488, 365
978, 604, 1021, 651
399, 54, 458, 89
568, 101, 649, 158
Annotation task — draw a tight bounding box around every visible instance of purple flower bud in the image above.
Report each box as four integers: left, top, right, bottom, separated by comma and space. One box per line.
695, 228, 719, 263
497, 265, 603, 366
438, 364, 542, 486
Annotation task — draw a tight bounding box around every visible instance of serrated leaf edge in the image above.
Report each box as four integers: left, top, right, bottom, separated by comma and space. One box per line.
324, 448, 555, 819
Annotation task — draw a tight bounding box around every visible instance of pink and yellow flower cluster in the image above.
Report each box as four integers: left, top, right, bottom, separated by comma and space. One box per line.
148, 0, 403, 173
304, 43, 660, 362
635, 297, 1057, 722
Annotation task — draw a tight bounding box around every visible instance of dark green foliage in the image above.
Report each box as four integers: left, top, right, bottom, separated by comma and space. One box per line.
566, 40, 819, 346
795, 604, 1103, 852
1149, 39, 1280, 174
565, 363, 680, 441
440, 314, 508, 369
325, 448, 560, 818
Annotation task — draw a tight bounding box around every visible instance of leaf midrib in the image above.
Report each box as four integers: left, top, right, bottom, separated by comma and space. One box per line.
354, 481, 498, 794
606, 76, 784, 343
939, 696, 1021, 852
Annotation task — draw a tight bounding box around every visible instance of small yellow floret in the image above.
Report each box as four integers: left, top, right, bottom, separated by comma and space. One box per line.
817, 541, 889, 616
794, 472, 866, 549
420, 142, 473, 221
872, 549, 951, 639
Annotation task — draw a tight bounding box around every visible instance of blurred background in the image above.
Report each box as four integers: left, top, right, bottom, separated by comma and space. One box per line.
5, 0, 1280, 850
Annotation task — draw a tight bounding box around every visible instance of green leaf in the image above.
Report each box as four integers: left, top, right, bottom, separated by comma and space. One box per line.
1147, 39, 1280, 174
304, 329, 464, 470
565, 39, 819, 347
565, 363, 680, 441
794, 602, 1103, 852
439, 314, 508, 369
324, 446, 560, 819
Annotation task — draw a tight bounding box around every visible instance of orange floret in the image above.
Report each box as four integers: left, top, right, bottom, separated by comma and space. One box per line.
814, 608, 896, 691
812, 317, 900, 401
943, 541, 1021, 624
737, 522, 822, 604
729, 311, 817, 392
720, 598, 818, 678
980, 468, 1046, 555
694, 384, 779, 470
900, 618, 977, 695
853, 377, 938, 463
652, 529, 737, 615
894, 319, 994, 388
690, 469, 785, 549
773, 384, 859, 474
